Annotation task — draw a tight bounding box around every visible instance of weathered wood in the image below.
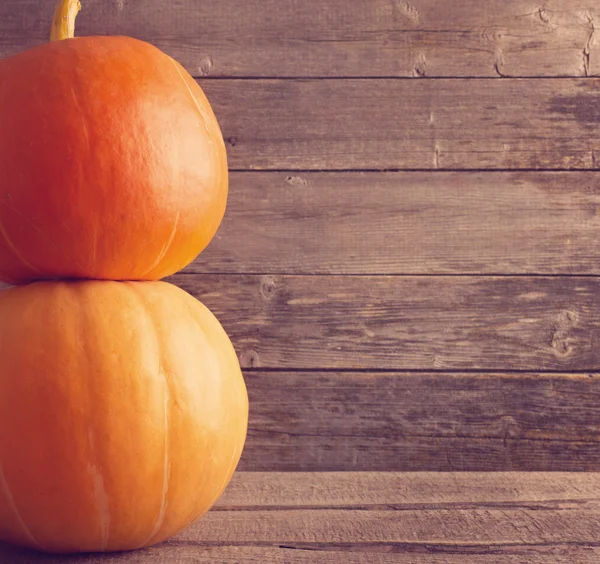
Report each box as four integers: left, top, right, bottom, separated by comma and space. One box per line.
201, 78, 600, 170
171, 507, 600, 545
217, 472, 600, 508
195, 171, 600, 275
2, 473, 599, 561
1, 543, 598, 563
171, 274, 600, 371
241, 435, 600, 472
235, 372, 600, 471
1, 0, 598, 78
7, 171, 600, 277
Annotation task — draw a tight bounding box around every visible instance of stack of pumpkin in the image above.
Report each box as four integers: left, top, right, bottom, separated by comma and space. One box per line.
0, 0, 247, 554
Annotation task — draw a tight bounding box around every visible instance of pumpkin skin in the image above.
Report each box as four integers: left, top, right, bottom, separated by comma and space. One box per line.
0, 35, 228, 285
0, 281, 247, 553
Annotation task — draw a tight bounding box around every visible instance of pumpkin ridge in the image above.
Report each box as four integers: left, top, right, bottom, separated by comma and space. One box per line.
140, 364, 171, 547
86, 450, 111, 550
74, 282, 113, 551
0, 202, 42, 276
0, 462, 44, 551
127, 283, 173, 547
169, 57, 214, 140
66, 67, 99, 278
138, 211, 180, 279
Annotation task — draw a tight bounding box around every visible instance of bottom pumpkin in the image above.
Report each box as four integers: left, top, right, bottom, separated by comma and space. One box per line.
0, 280, 248, 553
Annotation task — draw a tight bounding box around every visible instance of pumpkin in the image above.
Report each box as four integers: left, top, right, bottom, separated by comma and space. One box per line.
0, 0, 228, 285
0, 280, 248, 553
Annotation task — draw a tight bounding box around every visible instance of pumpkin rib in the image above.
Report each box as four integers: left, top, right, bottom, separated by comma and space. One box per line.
138, 212, 180, 280
65, 284, 111, 550
0, 462, 44, 551
127, 283, 173, 548
0, 204, 41, 277
169, 287, 247, 513
70, 283, 112, 552
0, 195, 88, 279
141, 365, 171, 547
67, 70, 98, 278
87, 452, 111, 551
81, 344, 111, 550
169, 58, 215, 140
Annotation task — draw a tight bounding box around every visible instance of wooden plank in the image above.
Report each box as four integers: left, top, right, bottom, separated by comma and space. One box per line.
5, 171, 600, 277
175, 508, 600, 545
235, 372, 600, 471
7, 170, 600, 277
1, 473, 599, 562
201, 78, 600, 170
1, 1, 598, 78
4, 54, 600, 169
171, 274, 600, 371
4, 169, 600, 277
1, 543, 598, 563
194, 171, 600, 275
217, 472, 600, 508
241, 434, 600, 472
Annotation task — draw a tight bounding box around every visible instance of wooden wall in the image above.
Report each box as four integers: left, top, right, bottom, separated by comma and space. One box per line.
2, 0, 600, 473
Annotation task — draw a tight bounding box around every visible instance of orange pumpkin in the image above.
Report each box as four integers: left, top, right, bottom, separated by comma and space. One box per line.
0, 281, 248, 553
0, 0, 228, 285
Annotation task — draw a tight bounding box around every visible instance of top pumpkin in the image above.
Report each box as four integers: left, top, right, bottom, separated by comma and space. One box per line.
0, 0, 228, 285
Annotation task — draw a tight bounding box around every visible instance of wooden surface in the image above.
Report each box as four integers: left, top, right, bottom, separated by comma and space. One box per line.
4, 0, 600, 561
1, 0, 599, 78
195, 171, 600, 275
173, 275, 600, 371
201, 78, 600, 170
238, 372, 600, 471
1, 473, 600, 563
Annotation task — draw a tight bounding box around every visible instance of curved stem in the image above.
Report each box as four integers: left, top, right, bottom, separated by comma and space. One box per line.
50, 0, 81, 42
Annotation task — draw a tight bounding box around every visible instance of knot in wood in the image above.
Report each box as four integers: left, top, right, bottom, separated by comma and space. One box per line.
197, 57, 214, 76
260, 276, 278, 299
550, 309, 579, 358
240, 349, 260, 368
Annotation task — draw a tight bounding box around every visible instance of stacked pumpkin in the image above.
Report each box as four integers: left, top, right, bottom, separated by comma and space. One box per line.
0, 0, 248, 554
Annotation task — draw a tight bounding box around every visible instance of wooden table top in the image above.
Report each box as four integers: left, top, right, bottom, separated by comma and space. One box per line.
2, 472, 600, 563
2, 0, 600, 561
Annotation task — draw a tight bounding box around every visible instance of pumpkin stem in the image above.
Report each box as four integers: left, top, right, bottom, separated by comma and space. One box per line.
50, 0, 81, 42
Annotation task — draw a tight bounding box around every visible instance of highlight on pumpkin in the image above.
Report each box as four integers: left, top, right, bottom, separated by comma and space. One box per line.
50, 0, 81, 42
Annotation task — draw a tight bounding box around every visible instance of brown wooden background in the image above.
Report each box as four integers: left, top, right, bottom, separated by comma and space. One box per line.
3, 0, 600, 561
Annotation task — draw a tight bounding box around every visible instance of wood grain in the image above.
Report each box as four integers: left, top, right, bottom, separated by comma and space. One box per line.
5, 171, 600, 277
1, 0, 598, 78
2, 473, 598, 563
1, 543, 598, 564
194, 171, 600, 275
171, 274, 600, 371
217, 472, 600, 508
236, 372, 600, 471
201, 78, 600, 170
3, 0, 600, 560
176, 508, 600, 545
